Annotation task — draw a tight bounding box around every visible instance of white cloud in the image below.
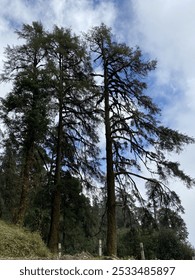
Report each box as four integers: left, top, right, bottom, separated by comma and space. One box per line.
130, 0, 195, 247
132, 0, 195, 83
48, 0, 117, 32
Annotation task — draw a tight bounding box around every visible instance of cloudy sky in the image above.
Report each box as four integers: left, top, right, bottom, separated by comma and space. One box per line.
0, 0, 195, 248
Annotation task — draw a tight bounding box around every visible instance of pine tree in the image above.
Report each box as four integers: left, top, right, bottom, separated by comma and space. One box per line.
45, 26, 101, 253
86, 24, 195, 256
0, 22, 51, 225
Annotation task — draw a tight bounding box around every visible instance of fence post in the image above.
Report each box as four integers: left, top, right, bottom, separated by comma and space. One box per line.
140, 242, 145, 260
58, 243, 62, 259
99, 239, 102, 257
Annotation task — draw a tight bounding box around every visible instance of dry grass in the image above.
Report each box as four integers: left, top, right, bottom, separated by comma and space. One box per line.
0, 219, 52, 259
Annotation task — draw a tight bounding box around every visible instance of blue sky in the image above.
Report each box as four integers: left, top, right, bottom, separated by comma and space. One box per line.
0, 0, 195, 248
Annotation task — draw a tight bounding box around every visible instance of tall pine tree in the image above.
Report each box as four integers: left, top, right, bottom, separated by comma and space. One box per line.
86, 24, 195, 256
0, 22, 51, 225
45, 26, 101, 253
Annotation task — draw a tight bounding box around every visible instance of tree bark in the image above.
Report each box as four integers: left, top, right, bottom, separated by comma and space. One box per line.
14, 146, 34, 226
104, 61, 117, 256
48, 187, 61, 253
48, 56, 63, 254
48, 106, 63, 253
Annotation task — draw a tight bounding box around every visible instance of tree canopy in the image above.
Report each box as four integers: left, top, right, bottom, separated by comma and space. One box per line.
0, 22, 194, 258
85, 23, 195, 255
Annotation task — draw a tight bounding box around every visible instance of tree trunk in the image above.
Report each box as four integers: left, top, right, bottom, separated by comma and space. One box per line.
15, 175, 30, 226
48, 106, 63, 253
104, 61, 117, 256
14, 147, 34, 226
48, 187, 61, 253
48, 59, 63, 253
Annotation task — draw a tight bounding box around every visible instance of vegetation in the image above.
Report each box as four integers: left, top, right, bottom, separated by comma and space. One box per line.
0, 220, 51, 259
0, 22, 194, 259
86, 24, 195, 255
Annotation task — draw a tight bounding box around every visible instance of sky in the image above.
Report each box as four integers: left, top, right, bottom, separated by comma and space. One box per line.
0, 0, 195, 248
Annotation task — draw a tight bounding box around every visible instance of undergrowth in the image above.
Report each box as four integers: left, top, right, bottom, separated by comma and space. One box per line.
0, 220, 52, 259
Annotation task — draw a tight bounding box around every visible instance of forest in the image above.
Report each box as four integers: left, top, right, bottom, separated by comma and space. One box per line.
0, 21, 194, 259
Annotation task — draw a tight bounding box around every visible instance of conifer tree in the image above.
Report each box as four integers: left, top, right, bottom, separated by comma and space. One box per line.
86, 24, 195, 256
45, 26, 101, 253
0, 22, 50, 225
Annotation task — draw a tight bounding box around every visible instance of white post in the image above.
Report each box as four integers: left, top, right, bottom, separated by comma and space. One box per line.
140, 242, 145, 260
58, 243, 62, 259
99, 239, 102, 257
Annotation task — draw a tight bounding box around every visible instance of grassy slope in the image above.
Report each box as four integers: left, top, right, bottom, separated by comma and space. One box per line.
0, 220, 52, 259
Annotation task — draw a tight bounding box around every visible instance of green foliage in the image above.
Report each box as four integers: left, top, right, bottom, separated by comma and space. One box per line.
117, 221, 194, 260
0, 140, 22, 221
23, 172, 102, 255
116, 201, 194, 260
117, 227, 141, 259
155, 228, 194, 260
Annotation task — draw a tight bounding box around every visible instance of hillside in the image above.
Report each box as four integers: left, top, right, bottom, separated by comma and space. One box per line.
0, 220, 52, 259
